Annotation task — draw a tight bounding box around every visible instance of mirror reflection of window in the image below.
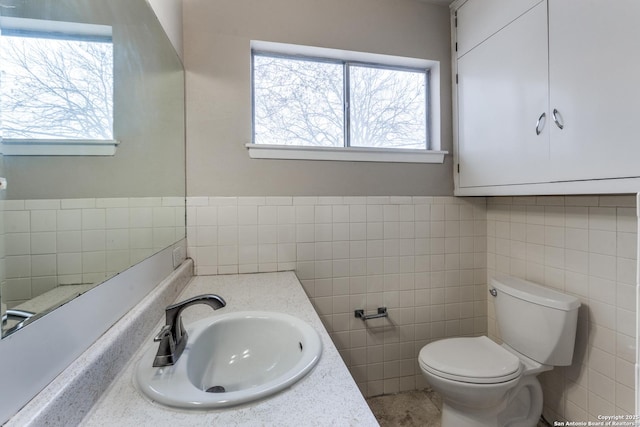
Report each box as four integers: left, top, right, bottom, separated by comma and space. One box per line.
0, 17, 114, 152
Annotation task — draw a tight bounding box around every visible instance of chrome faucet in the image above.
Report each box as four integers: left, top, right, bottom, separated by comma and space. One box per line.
2, 309, 36, 334
153, 294, 226, 367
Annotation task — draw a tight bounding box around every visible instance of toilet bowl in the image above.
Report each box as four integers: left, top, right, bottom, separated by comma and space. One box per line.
419, 276, 580, 427
419, 336, 547, 427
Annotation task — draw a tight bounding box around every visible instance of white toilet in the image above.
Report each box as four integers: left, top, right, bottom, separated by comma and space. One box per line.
419, 275, 580, 427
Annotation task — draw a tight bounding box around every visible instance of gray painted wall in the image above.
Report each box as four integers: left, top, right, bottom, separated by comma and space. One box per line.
184, 0, 453, 197
4, 0, 185, 199
148, 0, 184, 60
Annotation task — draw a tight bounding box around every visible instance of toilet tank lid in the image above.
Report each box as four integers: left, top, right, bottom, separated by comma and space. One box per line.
491, 276, 581, 311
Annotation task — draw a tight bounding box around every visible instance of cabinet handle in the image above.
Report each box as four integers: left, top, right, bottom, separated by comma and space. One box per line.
535, 112, 546, 135
552, 108, 564, 130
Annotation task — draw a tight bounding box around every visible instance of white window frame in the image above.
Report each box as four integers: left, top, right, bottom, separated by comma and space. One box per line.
0, 17, 117, 156
247, 41, 446, 164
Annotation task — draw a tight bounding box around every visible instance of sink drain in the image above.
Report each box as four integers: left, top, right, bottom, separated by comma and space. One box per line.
205, 385, 226, 393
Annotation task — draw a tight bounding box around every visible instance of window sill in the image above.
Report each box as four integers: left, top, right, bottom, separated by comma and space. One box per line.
1, 139, 119, 156
246, 144, 447, 164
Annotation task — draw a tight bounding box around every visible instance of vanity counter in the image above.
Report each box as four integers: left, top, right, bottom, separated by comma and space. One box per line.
82, 272, 378, 426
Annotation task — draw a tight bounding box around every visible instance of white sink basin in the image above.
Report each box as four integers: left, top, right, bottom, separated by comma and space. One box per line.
135, 311, 322, 409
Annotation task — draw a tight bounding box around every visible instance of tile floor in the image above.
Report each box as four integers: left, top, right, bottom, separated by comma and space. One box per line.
366, 389, 442, 427
366, 389, 549, 427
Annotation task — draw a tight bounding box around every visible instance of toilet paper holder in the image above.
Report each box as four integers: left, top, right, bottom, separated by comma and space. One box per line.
354, 307, 388, 321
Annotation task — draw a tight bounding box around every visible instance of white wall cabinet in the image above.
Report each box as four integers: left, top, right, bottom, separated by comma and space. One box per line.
453, 0, 640, 195
456, 0, 548, 187
548, 0, 640, 182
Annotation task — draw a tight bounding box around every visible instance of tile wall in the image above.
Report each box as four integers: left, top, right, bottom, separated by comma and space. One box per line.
486, 195, 637, 421
187, 195, 488, 396
2, 197, 185, 307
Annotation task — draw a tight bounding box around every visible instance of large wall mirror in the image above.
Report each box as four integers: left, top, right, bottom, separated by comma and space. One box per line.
0, 0, 185, 336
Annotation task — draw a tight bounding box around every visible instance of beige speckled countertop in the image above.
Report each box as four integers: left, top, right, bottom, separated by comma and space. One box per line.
82, 272, 378, 427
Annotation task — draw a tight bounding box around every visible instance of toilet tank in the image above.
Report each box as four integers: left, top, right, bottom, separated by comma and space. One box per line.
491, 276, 580, 366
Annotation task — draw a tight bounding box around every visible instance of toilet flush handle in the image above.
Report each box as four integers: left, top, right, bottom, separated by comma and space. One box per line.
489, 288, 497, 297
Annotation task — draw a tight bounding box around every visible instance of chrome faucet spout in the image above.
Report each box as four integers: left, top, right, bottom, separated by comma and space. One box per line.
1, 309, 36, 334
153, 294, 226, 367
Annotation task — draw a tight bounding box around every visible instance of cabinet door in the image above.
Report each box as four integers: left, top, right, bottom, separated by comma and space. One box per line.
549, 0, 640, 181
456, 0, 542, 58
457, 1, 549, 187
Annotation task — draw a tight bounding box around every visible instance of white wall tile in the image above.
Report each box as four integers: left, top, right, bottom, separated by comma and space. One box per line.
218, 226, 238, 245
238, 226, 258, 246
258, 225, 277, 244
0, 194, 184, 304
31, 232, 56, 255
237, 196, 266, 206
30, 210, 57, 232
153, 207, 176, 228
238, 245, 258, 265
295, 224, 314, 243
265, 196, 292, 206
82, 252, 106, 274
487, 196, 637, 421
57, 253, 82, 276
106, 208, 130, 229
3, 278, 32, 301
217, 206, 238, 225
82, 230, 106, 252
80, 209, 105, 230
333, 205, 350, 223
277, 225, 295, 243
315, 224, 333, 242
6, 233, 30, 256
57, 210, 82, 231
331, 241, 349, 259
258, 205, 277, 225
106, 229, 130, 251
196, 206, 217, 226
277, 243, 296, 263
258, 244, 277, 264
314, 205, 333, 223
349, 205, 367, 223
616, 232, 637, 259
209, 197, 237, 206
218, 245, 238, 266
6, 255, 31, 279
295, 206, 314, 224
60, 198, 95, 209
184, 195, 487, 397
130, 207, 153, 228
589, 207, 617, 231
57, 231, 82, 253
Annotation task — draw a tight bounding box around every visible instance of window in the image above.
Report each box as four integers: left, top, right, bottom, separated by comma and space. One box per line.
248, 41, 446, 163
0, 17, 116, 155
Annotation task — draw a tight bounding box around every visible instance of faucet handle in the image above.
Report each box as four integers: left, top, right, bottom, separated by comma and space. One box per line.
154, 324, 173, 342
153, 294, 226, 367
153, 324, 177, 367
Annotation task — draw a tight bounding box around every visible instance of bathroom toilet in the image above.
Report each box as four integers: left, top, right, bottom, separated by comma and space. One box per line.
419, 275, 580, 427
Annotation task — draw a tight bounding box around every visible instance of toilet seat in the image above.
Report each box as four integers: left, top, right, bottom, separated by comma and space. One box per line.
419, 336, 522, 384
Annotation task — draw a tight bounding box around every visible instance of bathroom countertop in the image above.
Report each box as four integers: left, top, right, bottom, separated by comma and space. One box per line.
82, 271, 378, 427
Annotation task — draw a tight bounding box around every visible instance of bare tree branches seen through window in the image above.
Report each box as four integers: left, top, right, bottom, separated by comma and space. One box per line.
0, 33, 113, 140
350, 65, 426, 149
253, 52, 428, 150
